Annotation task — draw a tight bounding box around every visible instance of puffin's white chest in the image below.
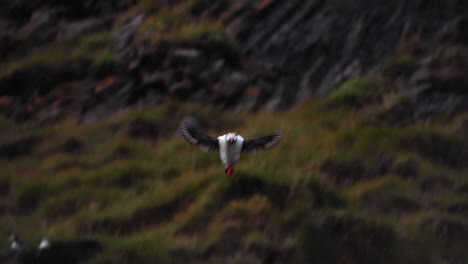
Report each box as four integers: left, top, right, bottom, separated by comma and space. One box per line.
11, 241, 21, 250
39, 239, 50, 250
218, 135, 244, 167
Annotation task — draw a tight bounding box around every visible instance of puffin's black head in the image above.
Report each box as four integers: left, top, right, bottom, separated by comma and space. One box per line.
9, 233, 18, 243
226, 133, 237, 145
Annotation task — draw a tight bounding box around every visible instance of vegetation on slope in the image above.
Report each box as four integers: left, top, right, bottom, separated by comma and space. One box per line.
0, 32, 117, 77
1, 89, 467, 263
1, 0, 468, 263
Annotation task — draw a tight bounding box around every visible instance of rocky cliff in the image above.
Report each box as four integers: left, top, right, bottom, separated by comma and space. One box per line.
1, 0, 467, 123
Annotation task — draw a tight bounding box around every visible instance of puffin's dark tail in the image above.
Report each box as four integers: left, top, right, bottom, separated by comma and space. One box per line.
225, 165, 234, 176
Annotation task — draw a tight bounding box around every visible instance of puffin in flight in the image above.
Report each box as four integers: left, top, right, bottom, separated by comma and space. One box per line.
180, 122, 283, 175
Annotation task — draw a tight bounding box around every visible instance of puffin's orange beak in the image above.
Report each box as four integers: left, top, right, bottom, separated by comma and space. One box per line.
225, 165, 234, 176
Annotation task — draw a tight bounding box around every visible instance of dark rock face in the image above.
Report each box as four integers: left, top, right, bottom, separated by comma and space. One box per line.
112, 14, 144, 53
0, 0, 135, 20
56, 16, 114, 40
217, 0, 467, 97
0, 0, 467, 122
373, 44, 468, 125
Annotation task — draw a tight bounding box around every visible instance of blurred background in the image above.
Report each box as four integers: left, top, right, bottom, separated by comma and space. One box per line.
0, 0, 467, 263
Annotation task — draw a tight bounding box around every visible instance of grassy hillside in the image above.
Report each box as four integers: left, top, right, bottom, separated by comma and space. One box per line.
1, 0, 467, 263
1, 90, 467, 263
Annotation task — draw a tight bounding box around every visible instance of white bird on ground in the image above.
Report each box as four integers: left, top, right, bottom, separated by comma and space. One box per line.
37, 237, 50, 256
38, 237, 50, 250
9, 233, 22, 250
180, 122, 283, 175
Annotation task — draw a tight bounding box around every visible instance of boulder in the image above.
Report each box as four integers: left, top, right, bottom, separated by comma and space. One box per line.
112, 14, 144, 53
56, 16, 114, 40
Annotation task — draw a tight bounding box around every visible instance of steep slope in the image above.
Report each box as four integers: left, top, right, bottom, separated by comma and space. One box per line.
0, 0, 467, 122
0, 0, 468, 263
1, 96, 468, 263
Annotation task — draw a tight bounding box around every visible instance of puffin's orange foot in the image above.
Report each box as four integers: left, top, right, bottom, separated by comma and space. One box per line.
225, 166, 234, 176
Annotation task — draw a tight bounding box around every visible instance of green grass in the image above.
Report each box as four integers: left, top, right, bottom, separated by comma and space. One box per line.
0, 1, 466, 261
122, 0, 238, 55
382, 55, 417, 78
326, 77, 384, 107
0, 98, 467, 263
0, 32, 118, 77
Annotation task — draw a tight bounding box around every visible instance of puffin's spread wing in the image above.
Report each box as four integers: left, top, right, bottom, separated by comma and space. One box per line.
180, 123, 219, 152
242, 132, 284, 153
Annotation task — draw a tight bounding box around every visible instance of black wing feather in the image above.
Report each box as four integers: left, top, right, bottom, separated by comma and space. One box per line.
179, 123, 219, 152
242, 132, 284, 153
